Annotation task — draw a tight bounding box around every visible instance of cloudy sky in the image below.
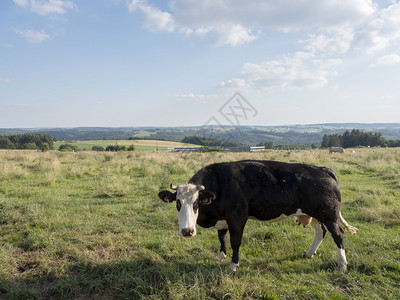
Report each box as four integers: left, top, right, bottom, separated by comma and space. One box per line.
1, 0, 400, 128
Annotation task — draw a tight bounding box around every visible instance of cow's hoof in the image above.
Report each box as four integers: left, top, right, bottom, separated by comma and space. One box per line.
229, 262, 239, 271
338, 264, 347, 272
305, 251, 314, 258
217, 251, 226, 261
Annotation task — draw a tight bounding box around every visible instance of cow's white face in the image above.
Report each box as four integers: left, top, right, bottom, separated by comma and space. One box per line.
158, 183, 216, 238
175, 184, 202, 237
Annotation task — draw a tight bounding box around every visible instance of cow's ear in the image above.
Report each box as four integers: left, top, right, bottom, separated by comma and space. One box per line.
158, 190, 176, 203
198, 190, 216, 205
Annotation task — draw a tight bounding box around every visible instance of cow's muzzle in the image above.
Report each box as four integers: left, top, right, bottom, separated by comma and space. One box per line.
181, 227, 195, 237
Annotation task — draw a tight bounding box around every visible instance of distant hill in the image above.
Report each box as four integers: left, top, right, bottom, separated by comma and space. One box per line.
1, 123, 400, 146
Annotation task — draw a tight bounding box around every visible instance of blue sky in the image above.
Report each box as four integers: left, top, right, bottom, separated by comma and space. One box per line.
1, 0, 400, 128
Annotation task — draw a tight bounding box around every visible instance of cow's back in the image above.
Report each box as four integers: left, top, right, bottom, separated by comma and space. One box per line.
189, 160, 340, 224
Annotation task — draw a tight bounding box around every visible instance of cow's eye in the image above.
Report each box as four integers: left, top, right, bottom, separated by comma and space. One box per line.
176, 199, 182, 211
193, 201, 199, 214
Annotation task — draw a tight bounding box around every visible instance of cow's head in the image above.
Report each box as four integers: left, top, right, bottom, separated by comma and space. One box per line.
158, 183, 216, 237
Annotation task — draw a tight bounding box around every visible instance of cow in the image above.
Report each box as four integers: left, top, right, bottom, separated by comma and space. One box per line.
329, 147, 345, 153
158, 160, 357, 271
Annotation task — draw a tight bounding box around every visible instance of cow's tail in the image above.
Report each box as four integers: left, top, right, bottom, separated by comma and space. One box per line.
339, 211, 357, 234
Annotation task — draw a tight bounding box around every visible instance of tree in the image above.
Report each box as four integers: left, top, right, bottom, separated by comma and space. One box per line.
23, 143, 38, 150
329, 135, 342, 147
0, 136, 14, 149
92, 146, 105, 151
321, 130, 389, 148
182, 136, 243, 147
0, 133, 54, 150
321, 134, 330, 148
41, 143, 50, 152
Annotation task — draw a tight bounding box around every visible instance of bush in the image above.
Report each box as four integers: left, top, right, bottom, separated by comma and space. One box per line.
92, 146, 105, 152
23, 143, 39, 150
41, 143, 50, 152
105, 145, 130, 152
59, 144, 80, 152
106, 145, 118, 152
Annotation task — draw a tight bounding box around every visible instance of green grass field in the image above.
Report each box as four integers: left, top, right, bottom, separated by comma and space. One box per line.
54, 140, 197, 151
0, 149, 399, 299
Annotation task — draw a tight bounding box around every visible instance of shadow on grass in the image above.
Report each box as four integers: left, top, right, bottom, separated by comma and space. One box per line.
3, 249, 397, 299
0, 255, 230, 300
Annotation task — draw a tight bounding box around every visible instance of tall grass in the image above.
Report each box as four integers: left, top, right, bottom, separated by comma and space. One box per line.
0, 148, 399, 299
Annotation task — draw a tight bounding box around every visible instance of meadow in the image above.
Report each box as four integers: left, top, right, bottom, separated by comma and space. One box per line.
53, 140, 196, 151
0, 148, 399, 299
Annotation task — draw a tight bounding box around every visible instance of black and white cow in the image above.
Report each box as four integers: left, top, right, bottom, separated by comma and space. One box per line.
158, 160, 356, 271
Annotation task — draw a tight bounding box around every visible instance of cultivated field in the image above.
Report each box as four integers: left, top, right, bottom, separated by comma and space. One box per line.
0, 149, 399, 299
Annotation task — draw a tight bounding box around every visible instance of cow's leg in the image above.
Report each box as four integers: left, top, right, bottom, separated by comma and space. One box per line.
227, 219, 246, 271
217, 229, 228, 261
324, 221, 347, 271
305, 219, 326, 258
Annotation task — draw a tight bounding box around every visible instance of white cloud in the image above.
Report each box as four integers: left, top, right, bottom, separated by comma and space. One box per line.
174, 93, 218, 100
15, 29, 51, 43
301, 28, 354, 55
219, 78, 250, 91
377, 53, 400, 65
353, 2, 400, 53
220, 44, 343, 92
126, 1, 400, 95
13, 0, 77, 16
126, 0, 399, 53
128, 0, 175, 32
240, 58, 329, 90
128, 0, 375, 46
210, 24, 257, 47
172, 0, 375, 30
180, 24, 258, 47
13, 0, 29, 8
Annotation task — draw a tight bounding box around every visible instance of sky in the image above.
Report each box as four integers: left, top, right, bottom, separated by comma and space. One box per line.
1, 0, 400, 128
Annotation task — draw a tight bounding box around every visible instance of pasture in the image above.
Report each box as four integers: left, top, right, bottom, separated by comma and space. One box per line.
53, 140, 196, 151
0, 149, 399, 299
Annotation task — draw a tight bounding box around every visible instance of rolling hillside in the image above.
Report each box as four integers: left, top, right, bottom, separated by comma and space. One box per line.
1, 123, 400, 146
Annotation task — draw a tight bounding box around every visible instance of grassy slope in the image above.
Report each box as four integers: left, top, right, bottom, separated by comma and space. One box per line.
0, 149, 399, 299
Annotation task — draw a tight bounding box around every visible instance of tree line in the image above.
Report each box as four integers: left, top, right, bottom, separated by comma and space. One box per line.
58, 144, 135, 152
0, 133, 54, 151
182, 136, 244, 147
321, 129, 400, 148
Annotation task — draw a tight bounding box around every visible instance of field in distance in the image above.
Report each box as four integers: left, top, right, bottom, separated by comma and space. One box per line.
54, 139, 197, 151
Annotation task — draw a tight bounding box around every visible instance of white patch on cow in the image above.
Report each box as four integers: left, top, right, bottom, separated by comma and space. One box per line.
217, 251, 227, 261
266, 214, 288, 222
306, 219, 324, 258
337, 248, 347, 271
229, 262, 239, 271
176, 184, 201, 237
214, 220, 228, 230
261, 208, 307, 223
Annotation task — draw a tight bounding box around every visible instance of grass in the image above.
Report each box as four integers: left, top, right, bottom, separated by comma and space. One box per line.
0, 148, 399, 299
53, 140, 197, 151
